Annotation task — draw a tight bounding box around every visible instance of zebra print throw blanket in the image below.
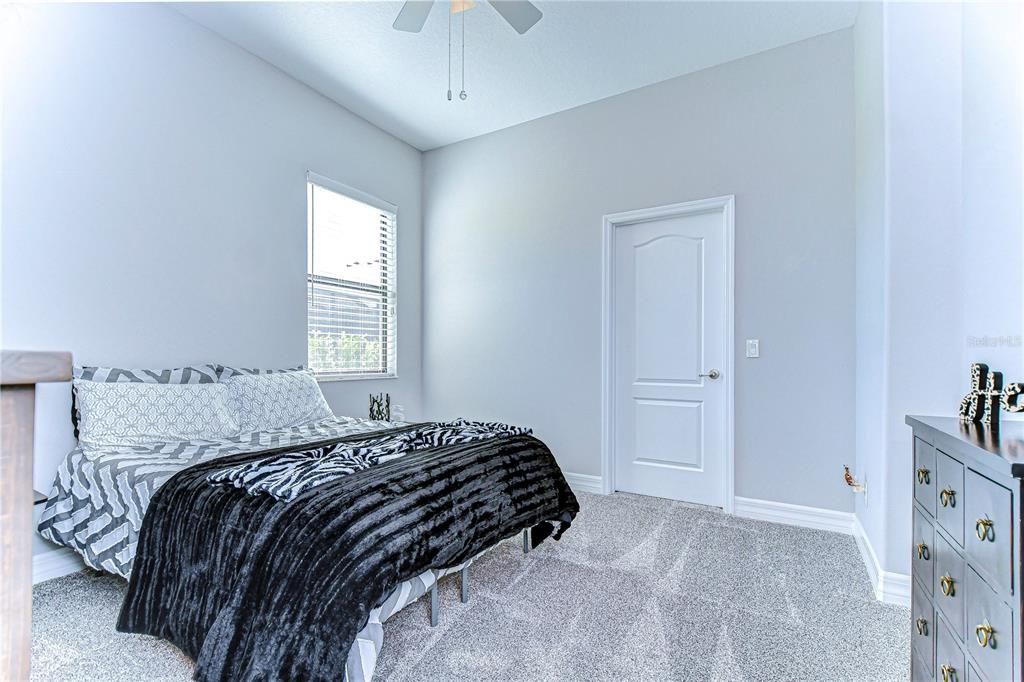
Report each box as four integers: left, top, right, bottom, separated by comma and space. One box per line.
118, 424, 578, 681
208, 419, 532, 501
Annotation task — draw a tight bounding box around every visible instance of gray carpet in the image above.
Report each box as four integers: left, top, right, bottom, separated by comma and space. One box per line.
32, 492, 910, 681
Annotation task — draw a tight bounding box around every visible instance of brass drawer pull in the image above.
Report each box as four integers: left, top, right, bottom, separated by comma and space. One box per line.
940, 663, 957, 682
917, 467, 931, 484
976, 517, 995, 542
915, 617, 928, 635
940, 574, 956, 597
975, 622, 995, 648
916, 543, 930, 560
940, 488, 956, 507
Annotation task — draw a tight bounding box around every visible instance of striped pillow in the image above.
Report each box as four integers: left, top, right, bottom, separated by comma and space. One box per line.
214, 364, 305, 381
71, 364, 220, 438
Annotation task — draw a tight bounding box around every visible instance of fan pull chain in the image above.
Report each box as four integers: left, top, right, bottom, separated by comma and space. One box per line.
459, 3, 467, 100
447, 6, 452, 101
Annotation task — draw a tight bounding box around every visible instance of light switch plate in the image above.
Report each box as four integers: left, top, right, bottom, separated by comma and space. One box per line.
746, 339, 760, 358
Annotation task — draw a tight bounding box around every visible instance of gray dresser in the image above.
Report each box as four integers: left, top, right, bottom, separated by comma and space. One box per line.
907, 416, 1024, 682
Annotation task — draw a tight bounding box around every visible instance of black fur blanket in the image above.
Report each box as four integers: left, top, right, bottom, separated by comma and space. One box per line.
117, 424, 579, 681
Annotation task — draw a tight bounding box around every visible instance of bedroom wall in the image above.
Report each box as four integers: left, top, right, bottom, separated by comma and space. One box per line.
852, 0, 888, 570
422, 30, 857, 511
1, 3, 424, 496
880, 1, 964, 577
960, 1, 1023, 383
853, 0, 1023, 581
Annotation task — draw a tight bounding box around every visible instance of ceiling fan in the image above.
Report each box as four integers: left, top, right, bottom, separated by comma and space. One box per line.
393, 0, 543, 35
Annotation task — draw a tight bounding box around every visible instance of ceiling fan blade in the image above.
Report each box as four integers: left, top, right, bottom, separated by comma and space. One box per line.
489, 0, 542, 34
393, 1, 435, 32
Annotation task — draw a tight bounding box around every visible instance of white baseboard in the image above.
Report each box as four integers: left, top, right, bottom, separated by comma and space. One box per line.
733, 496, 910, 607
733, 496, 856, 535
564, 472, 605, 495
877, 572, 912, 606
33, 547, 85, 584
852, 514, 881, 590
853, 514, 911, 607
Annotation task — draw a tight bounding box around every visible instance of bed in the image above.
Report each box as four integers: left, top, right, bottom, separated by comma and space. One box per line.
37, 416, 410, 681
37, 365, 578, 681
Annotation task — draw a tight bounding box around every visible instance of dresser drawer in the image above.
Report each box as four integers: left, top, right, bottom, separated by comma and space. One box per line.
937, 451, 965, 547
935, 530, 966, 638
916, 437, 937, 516
964, 469, 1014, 596
966, 567, 1014, 682
912, 579, 935, 677
937, 614, 966, 682
912, 651, 933, 682
915, 508, 936, 595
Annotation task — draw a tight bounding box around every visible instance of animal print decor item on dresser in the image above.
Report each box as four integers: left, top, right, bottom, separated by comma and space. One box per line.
959, 362, 991, 423
1003, 382, 1024, 413
74, 381, 239, 446
225, 369, 333, 432
959, 362, 1024, 428
71, 364, 220, 438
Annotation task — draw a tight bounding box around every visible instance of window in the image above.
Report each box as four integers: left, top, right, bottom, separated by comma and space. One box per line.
307, 172, 397, 379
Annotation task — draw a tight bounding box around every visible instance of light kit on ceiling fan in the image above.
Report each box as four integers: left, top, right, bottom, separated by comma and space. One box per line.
392, 0, 543, 102
393, 0, 542, 34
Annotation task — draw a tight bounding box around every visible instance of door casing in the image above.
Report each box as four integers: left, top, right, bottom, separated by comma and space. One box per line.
600, 195, 735, 512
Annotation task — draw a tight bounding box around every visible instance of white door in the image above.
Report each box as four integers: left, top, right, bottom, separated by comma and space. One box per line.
611, 201, 730, 506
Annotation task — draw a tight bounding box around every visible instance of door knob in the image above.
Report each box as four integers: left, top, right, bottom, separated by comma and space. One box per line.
700, 369, 721, 380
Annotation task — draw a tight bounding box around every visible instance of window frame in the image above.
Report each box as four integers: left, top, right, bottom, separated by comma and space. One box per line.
306, 171, 398, 382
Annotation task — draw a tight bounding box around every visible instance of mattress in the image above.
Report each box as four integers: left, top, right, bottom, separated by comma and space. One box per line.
36, 416, 478, 682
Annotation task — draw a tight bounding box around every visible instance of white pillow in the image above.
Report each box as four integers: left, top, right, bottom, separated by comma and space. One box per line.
226, 369, 334, 433
74, 381, 239, 446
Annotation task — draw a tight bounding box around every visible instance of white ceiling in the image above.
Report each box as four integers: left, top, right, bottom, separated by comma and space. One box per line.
174, 1, 858, 150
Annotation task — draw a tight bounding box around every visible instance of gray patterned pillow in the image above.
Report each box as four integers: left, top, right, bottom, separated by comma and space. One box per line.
74, 380, 239, 446
225, 369, 333, 433
75, 364, 220, 384
214, 364, 305, 381
71, 364, 220, 438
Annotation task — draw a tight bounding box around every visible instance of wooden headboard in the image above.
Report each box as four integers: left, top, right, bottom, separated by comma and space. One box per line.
1, 350, 73, 680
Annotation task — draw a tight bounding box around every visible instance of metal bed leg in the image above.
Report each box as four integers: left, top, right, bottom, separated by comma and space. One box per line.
460, 566, 469, 604
429, 581, 438, 627
523, 528, 530, 554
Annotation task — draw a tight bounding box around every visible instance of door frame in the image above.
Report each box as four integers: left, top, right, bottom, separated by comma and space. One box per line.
600, 195, 735, 512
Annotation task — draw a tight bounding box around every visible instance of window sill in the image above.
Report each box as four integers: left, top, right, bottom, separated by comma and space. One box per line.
315, 373, 398, 383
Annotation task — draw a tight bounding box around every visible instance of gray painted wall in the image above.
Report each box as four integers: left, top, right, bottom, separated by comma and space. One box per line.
853, 1, 1023, 577
1, 4, 424, 493
960, 1, 1023, 381
423, 31, 857, 511
881, 2, 965, 576
853, 1, 890, 572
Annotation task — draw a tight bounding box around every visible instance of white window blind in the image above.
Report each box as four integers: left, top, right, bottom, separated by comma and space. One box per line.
307, 174, 397, 379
